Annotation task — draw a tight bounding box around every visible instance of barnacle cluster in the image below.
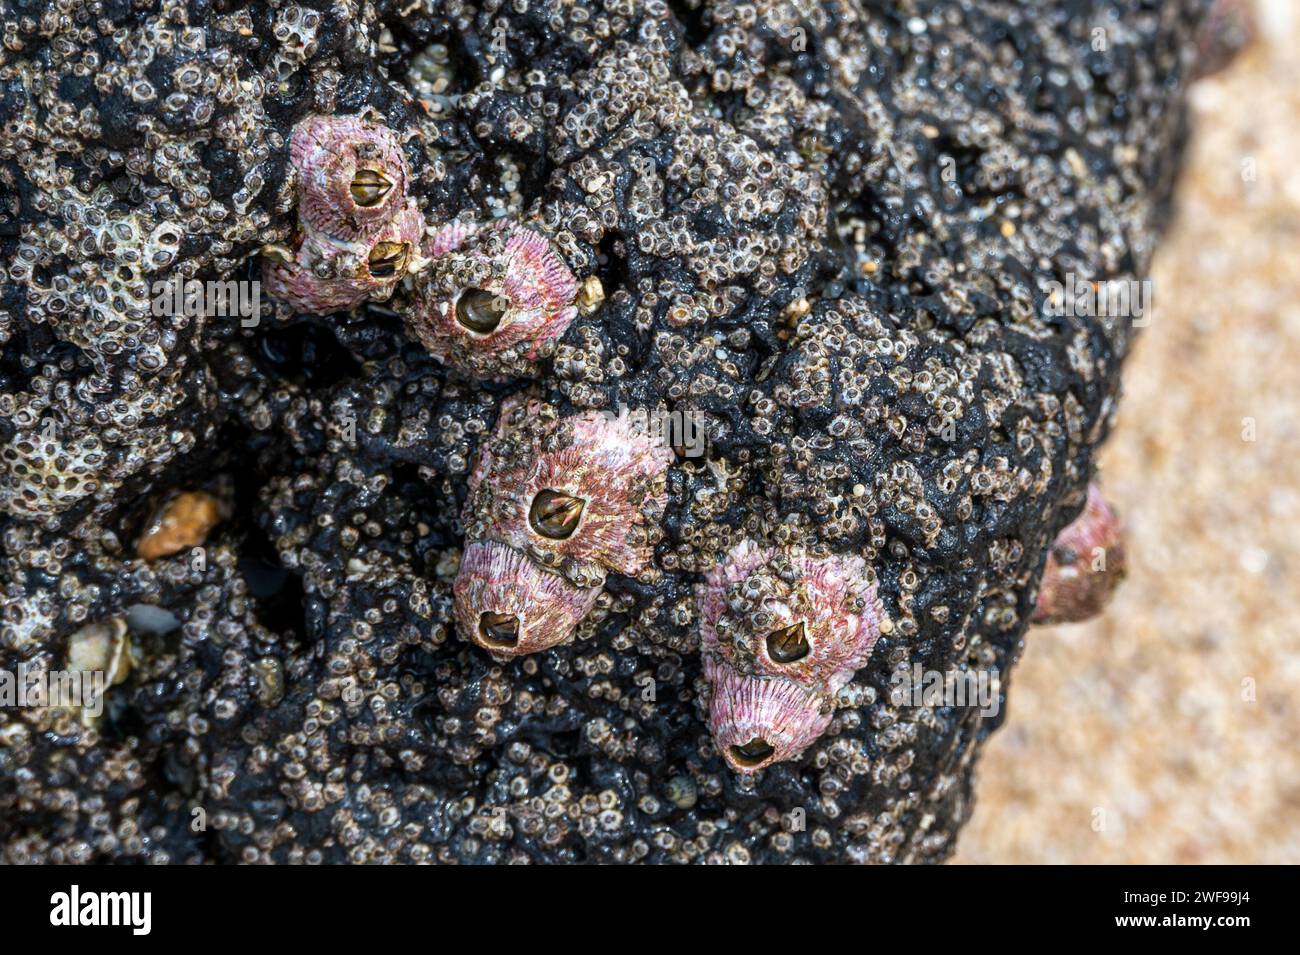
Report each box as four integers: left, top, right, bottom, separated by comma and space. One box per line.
455, 396, 672, 655
698, 541, 883, 772
0, 0, 1217, 863
263, 114, 426, 313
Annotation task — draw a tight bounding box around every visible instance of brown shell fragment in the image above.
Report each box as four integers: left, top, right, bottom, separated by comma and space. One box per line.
136, 490, 225, 561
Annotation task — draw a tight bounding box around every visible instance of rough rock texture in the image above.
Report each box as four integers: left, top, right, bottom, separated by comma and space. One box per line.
0, 0, 1211, 863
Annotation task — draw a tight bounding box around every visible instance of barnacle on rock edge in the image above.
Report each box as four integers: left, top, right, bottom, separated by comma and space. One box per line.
405, 221, 580, 379
1033, 484, 1129, 625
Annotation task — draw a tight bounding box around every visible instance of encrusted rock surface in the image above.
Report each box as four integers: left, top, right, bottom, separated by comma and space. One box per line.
0, 0, 1211, 863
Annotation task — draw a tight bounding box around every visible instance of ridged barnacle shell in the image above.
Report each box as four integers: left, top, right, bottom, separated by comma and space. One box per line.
1033, 483, 1128, 625
66, 617, 135, 725
404, 220, 579, 379
67, 617, 133, 687
289, 114, 412, 242
696, 540, 883, 773
463, 397, 674, 588
263, 201, 425, 314
702, 658, 836, 771
451, 396, 674, 657
453, 540, 602, 657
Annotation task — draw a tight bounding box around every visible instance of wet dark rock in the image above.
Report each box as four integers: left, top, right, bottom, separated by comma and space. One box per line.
0, 0, 1216, 863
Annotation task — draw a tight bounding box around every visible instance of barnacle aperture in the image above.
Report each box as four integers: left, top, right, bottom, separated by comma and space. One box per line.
478, 611, 521, 648
766, 621, 810, 664
730, 738, 776, 767
529, 489, 586, 539
368, 241, 411, 279
350, 167, 394, 208
455, 288, 508, 334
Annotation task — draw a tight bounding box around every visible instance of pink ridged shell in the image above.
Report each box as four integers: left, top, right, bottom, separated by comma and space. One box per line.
696, 540, 883, 772
1033, 483, 1127, 624
405, 221, 579, 379
289, 114, 411, 242
697, 540, 881, 687
263, 201, 425, 314
704, 656, 834, 772
453, 539, 601, 656
464, 398, 673, 587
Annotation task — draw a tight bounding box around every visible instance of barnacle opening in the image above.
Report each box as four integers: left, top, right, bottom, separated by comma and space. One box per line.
478, 611, 520, 648
529, 489, 586, 539
368, 241, 411, 279
455, 288, 508, 334
729, 738, 775, 768
350, 167, 394, 207
766, 621, 810, 663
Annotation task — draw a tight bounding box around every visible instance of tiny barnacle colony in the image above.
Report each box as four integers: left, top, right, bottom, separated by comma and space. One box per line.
696, 541, 884, 773
262, 114, 425, 314
403, 220, 580, 380
453, 396, 673, 656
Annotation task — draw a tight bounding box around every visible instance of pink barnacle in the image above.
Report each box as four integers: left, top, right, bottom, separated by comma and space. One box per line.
289, 114, 412, 242
696, 540, 883, 773
703, 658, 836, 772
453, 540, 601, 657
404, 221, 580, 379
1032, 483, 1128, 625
263, 201, 425, 314
463, 398, 674, 589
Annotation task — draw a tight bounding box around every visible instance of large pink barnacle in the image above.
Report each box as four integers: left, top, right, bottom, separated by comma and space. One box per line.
696, 540, 883, 773
1032, 483, 1128, 625
289, 114, 412, 242
263, 202, 424, 314
453, 540, 601, 657
464, 399, 674, 588
404, 221, 579, 379
451, 397, 673, 656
